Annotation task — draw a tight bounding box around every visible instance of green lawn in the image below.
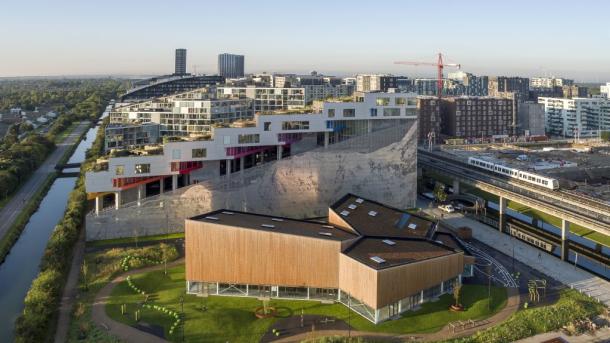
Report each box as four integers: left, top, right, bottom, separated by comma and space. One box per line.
106, 265, 507, 342
88, 232, 185, 247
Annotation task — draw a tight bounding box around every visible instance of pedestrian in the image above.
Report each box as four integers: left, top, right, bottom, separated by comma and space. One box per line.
538, 252, 541, 260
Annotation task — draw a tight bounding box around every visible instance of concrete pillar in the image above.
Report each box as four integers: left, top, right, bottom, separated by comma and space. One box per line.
226, 159, 231, 177
240, 157, 245, 174
452, 179, 460, 195
324, 131, 329, 148
172, 174, 178, 190
114, 191, 121, 210
367, 119, 373, 133
498, 196, 507, 233
95, 196, 102, 215
159, 178, 164, 194
561, 219, 570, 261
137, 184, 144, 206
277, 145, 283, 160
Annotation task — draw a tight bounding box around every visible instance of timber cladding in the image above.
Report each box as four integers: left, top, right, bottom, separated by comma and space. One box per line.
185, 219, 342, 288
338, 252, 464, 309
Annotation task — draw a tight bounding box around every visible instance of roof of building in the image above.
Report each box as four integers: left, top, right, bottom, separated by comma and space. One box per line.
331, 194, 433, 239
190, 209, 357, 242
189, 193, 467, 270
343, 237, 457, 270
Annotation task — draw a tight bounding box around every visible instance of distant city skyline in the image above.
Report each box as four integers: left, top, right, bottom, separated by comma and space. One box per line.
1, 0, 609, 81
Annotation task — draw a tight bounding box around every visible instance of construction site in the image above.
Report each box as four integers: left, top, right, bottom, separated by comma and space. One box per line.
438, 139, 610, 203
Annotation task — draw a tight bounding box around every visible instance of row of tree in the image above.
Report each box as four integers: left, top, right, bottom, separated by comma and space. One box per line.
13, 116, 109, 342
0, 79, 126, 202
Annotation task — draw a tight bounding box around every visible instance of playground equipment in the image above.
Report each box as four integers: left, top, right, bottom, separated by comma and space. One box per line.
528, 279, 547, 303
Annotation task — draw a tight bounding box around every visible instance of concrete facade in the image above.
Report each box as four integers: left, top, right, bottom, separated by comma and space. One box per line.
86, 121, 419, 240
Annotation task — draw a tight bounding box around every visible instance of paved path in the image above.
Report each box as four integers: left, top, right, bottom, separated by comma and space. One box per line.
273, 287, 520, 342
91, 258, 184, 343
53, 226, 86, 343
438, 213, 610, 309
514, 326, 610, 342
0, 121, 90, 243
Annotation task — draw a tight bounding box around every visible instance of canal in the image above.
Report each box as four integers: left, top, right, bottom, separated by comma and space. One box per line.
0, 110, 107, 340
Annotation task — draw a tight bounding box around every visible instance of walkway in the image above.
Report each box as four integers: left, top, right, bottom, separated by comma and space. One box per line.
514, 326, 610, 343
0, 121, 90, 243
53, 227, 86, 343
272, 287, 520, 343
439, 213, 610, 308
90, 258, 184, 343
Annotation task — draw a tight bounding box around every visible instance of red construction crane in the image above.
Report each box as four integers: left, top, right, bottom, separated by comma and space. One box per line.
394, 53, 461, 97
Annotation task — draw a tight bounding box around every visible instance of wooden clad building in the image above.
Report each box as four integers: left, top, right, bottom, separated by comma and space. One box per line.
185, 194, 474, 324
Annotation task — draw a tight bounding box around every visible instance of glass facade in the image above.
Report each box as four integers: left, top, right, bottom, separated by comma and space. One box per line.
187, 277, 461, 324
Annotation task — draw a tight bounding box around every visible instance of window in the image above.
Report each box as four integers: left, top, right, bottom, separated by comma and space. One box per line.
264, 122, 271, 131
376, 97, 390, 106
370, 108, 377, 117
135, 164, 150, 174
343, 108, 355, 117
223, 136, 231, 145
172, 149, 181, 159
328, 108, 335, 118
282, 121, 309, 130
115, 165, 124, 176
383, 108, 401, 116
238, 134, 260, 144
407, 99, 417, 106
192, 148, 206, 158
395, 97, 406, 105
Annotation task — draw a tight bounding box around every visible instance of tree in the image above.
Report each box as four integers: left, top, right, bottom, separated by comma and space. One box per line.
433, 182, 447, 203
453, 280, 462, 307
81, 261, 89, 291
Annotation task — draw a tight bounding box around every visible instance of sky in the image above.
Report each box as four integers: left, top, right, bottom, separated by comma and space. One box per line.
1, 0, 609, 81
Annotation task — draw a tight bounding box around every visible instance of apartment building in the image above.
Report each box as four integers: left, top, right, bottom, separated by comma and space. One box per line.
530, 77, 574, 88
441, 97, 515, 138
538, 97, 610, 137
447, 71, 489, 96
218, 53, 245, 78
356, 74, 398, 92
488, 76, 529, 101
218, 87, 306, 112
416, 96, 441, 144
517, 102, 546, 136
109, 88, 254, 137
601, 82, 610, 98
85, 91, 418, 202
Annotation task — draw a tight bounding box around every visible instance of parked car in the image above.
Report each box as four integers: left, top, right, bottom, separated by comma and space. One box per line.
438, 204, 455, 213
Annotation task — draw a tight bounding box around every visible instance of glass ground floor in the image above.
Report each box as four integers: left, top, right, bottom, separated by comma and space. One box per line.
186, 275, 461, 324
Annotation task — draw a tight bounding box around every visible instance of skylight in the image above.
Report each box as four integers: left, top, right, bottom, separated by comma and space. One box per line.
368, 211, 377, 217
408, 223, 417, 230
221, 211, 234, 215
370, 256, 386, 264
271, 218, 284, 222
261, 224, 275, 228
205, 216, 219, 221
355, 198, 364, 204
348, 204, 357, 210
318, 232, 332, 236
382, 239, 396, 246
340, 210, 350, 216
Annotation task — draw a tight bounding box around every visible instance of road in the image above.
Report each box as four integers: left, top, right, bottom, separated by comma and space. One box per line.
0, 121, 90, 242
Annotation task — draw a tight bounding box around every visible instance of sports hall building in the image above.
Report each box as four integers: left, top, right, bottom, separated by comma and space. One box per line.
185, 194, 474, 323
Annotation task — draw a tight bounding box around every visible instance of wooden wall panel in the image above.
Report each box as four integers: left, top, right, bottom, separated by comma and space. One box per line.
327, 209, 358, 234
338, 254, 379, 308
185, 219, 342, 288
376, 253, 464, 308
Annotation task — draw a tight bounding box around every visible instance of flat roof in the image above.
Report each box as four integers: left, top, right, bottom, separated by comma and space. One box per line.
190, 210, 357, 242
343, 237, 457, 270
331, 194, 434, 239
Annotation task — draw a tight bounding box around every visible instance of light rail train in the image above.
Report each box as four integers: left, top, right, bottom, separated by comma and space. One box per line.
467, 157, 559, 190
